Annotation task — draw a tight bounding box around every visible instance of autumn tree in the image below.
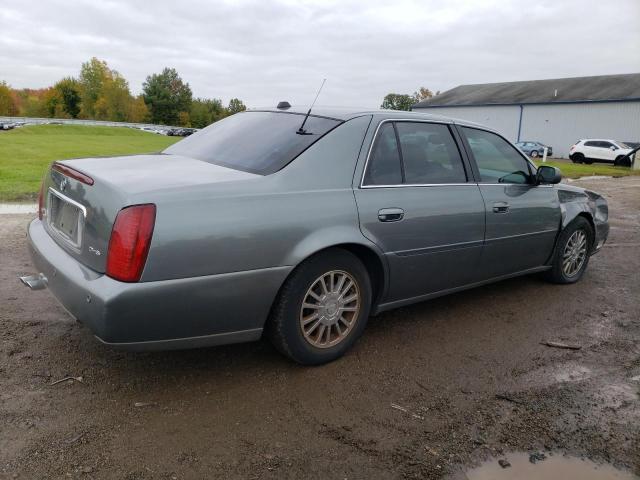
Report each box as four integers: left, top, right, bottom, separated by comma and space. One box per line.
142, 68, 192, 125
380, 93, 415, 111
53, 78, 81, 118
190, 98, 226, 128
127, 95, 150, 123
413, 87, 434, 102
0, 81, 18, 116
78, 58, 112, 118
227, 98, 246, 115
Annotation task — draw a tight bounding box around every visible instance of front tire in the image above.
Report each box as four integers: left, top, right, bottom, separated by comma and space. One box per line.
614, 155, 630, 167
530, 150, 539, 158
545, 217, 594, 284
267, 249, 372, 365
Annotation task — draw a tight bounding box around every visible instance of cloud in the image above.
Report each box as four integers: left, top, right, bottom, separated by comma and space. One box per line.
0, 0, 638, 108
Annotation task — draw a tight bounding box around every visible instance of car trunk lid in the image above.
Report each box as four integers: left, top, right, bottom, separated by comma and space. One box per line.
41, 153, 258, 274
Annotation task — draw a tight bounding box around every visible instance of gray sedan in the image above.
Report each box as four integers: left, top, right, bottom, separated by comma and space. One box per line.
23, 107, 609, 364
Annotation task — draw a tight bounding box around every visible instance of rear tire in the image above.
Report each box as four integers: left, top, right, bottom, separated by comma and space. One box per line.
571, 153, 584, 164
545, 217, 594, 284
530, 150, 539, 158
267, 249, 372, 365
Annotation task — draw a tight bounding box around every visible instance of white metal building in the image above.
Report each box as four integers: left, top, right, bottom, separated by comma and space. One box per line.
412, 73, 640, 158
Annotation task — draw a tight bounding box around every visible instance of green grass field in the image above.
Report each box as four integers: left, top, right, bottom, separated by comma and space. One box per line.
534, 159, 640, 179
0, 125, 180, 201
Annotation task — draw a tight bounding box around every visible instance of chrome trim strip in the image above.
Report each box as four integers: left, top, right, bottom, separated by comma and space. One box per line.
48, 187, 87, 217
46, 187, 87, 251
394, 239, 484, 257
361, 183, 474, 189
484, 228, 558, 244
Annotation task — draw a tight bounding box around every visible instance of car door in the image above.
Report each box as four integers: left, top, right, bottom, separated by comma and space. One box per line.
599, 141, 617, 161
583, 140, 599, 159
353, 120, 486, 303
458, 126, 561, 279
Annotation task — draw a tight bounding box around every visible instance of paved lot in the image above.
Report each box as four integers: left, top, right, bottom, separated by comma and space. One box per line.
1, 177, 639, 479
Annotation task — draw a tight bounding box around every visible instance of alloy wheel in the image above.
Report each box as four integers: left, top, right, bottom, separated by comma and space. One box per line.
299, 270, 361, 349
562, 229, 588, 277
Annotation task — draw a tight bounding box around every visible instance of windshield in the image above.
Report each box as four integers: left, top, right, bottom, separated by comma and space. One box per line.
164, 111, 342, 175
615, 141, 630, 148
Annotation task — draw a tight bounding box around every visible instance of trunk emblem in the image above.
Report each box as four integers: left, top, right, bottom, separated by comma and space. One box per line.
89, 246, 102, 256
59, 177, 68, 192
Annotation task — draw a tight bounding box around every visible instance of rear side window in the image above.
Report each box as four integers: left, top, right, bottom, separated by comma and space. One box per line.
462, 127, 531, 184
363, 123, 402, 186
395, 122, 467, 184
584, 141, 598, 147
363, 121, 467, 186
164, 111, 342, 175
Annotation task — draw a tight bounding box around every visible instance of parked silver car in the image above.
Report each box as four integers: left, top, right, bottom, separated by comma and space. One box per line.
23, 107, 609, 364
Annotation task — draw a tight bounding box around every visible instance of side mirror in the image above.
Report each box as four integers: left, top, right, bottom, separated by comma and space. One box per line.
536, 165, 562, 184
610, 146, 617, 151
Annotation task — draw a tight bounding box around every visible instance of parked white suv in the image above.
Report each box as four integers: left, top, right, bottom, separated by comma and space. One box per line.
569, 139, 634, 166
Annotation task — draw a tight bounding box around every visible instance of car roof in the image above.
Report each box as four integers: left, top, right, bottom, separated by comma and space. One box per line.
247, 105, 485, 128
581, 139, 619, 142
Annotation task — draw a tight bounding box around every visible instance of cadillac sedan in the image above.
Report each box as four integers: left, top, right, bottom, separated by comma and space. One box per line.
22, 106, 609, 365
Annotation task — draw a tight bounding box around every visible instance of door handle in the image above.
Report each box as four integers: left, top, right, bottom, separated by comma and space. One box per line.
378, 208, 404, 222
492, 202, 510, 213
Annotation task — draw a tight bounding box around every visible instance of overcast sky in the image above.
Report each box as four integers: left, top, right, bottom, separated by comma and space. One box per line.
1, 0, 639, 108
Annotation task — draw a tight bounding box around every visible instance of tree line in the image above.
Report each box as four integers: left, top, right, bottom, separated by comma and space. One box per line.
380, 87, 440, 111
0, 58, 246, 128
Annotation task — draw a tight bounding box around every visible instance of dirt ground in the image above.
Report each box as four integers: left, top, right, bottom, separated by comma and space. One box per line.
1, 177, 638, 480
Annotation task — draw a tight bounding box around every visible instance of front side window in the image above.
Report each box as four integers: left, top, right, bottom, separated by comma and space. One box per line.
164, 111, 341, 175
462, 127, 532, 184
395, 122, 466, 184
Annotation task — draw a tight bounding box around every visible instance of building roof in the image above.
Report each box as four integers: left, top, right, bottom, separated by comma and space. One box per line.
413, 73, 640, 108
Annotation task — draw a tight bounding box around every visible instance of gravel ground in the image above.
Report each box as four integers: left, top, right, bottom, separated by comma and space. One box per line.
1, 177, 638, 479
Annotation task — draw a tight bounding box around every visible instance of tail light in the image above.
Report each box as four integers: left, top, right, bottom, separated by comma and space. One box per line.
37, 180, 45, 220
106, 204, 156, 282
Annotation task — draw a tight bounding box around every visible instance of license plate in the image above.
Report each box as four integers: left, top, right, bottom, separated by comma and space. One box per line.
48, 189, 84, 249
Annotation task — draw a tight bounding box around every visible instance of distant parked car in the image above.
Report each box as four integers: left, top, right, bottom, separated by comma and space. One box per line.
167, 128, 197, 137
515, 141, 552, 158
570, 139, 635, 166
0, 122, 15, 130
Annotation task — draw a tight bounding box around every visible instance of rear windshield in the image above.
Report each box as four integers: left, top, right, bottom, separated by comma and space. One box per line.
164, 111, 342, 175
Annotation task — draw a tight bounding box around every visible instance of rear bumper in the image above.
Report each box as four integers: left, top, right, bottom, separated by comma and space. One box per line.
26, 219, 290, 350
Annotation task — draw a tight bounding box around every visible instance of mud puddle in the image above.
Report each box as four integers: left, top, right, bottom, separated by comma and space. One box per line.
461, 453, 638, 480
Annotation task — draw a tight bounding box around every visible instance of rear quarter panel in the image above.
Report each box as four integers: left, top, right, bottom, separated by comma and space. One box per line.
139, 115, 375, 281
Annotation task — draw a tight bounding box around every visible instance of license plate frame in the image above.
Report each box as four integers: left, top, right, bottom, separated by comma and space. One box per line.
47, 188, 86, 250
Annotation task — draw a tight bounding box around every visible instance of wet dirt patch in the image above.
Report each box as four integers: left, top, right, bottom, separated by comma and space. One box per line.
1, 176, 639, 478
460, 452, 639, 480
